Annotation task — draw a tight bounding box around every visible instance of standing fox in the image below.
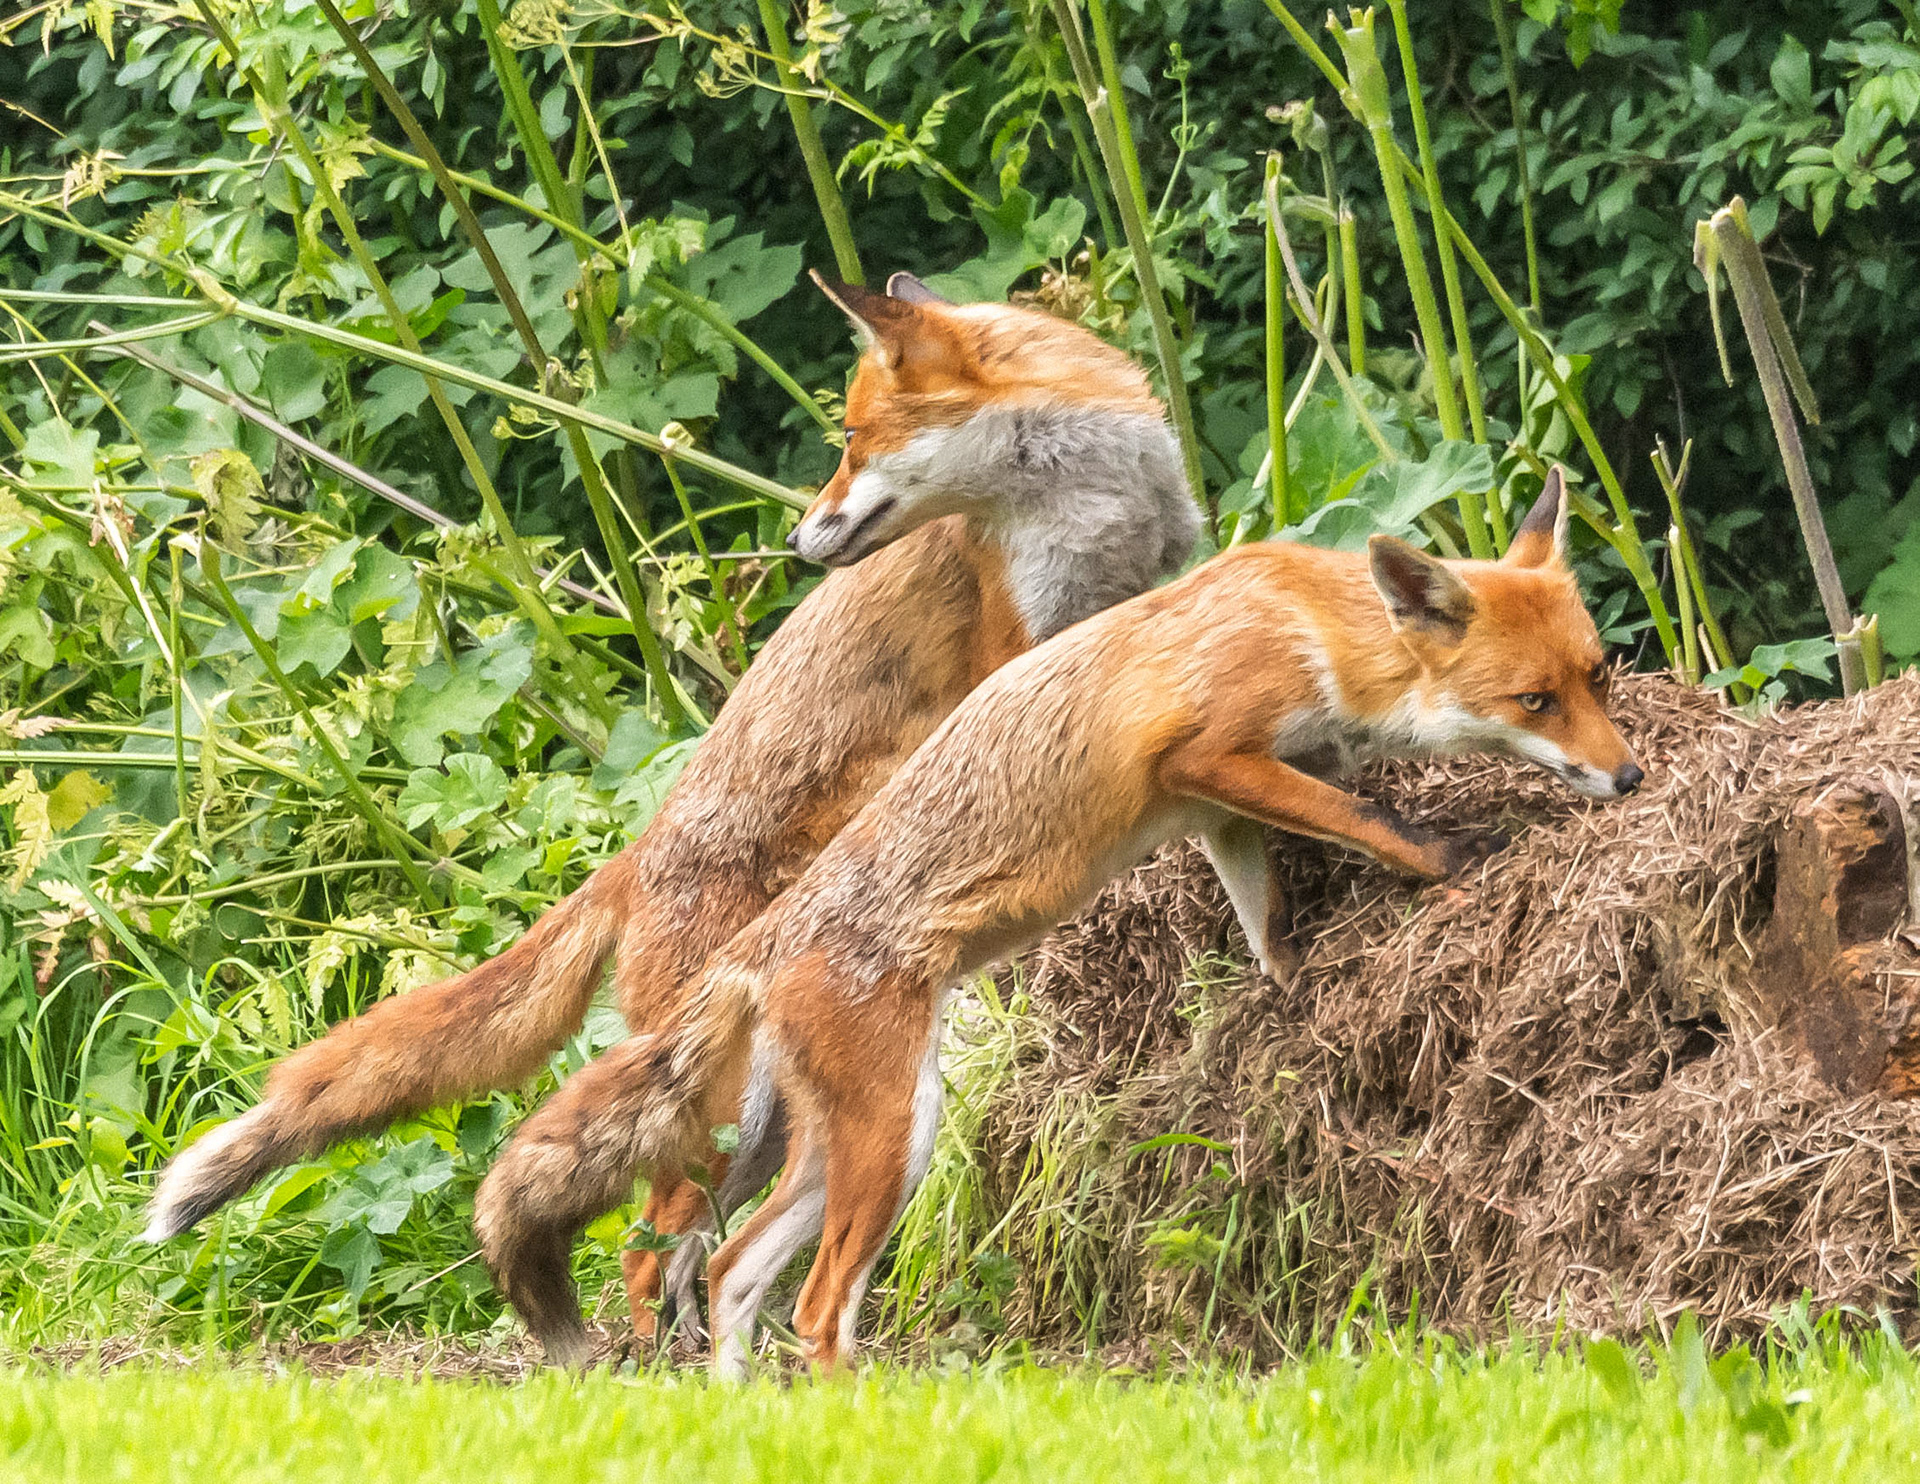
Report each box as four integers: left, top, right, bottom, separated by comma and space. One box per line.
143, 271, 1201, 1342
472, 468, 1643, 1374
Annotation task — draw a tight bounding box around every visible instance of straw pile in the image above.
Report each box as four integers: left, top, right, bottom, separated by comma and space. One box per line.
971, 674, 1920, 1352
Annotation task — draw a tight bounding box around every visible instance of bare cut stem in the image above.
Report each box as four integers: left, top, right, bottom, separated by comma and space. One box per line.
1704, 203, 1862, 694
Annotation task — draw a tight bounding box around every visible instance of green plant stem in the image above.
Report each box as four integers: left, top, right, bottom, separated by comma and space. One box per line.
1650, 439, 1735, 676
1489, 0, 1541, 313
192, 541, 442, 909
167, 544, 189, 826
184, 6, 619, 731
757, 0, 865, 284
1, 281, 809, 512
1705, 207, 1863, 694
1259, 2, 1679, 657
1667, 523, 1699, 684
1047, 0, 1210, 530
1262, 157, 1290, 530
1330, 10, 1488, 557
662, 455, 751, 674
1338, 208, 1366, 379
1271, 204, 1394, 462
315, 0, 681, 730
0, 312, 220, 362
1387, 0, 1497, 545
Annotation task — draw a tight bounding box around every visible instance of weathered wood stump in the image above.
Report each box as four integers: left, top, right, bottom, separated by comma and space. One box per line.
1753, 782, 1919, 1096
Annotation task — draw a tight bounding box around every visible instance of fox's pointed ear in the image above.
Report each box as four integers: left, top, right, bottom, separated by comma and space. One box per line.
885, 271, 950, 305
1369, 535, 1477, 646
1504, 466, 1571, 568
812, 268, 962, 380
812, 270, 917, 368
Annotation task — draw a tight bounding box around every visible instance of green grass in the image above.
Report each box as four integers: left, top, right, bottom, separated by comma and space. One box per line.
3, 1340, 1916, 1482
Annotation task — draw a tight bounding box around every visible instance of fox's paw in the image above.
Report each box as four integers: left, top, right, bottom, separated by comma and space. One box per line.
1441, 827, 1510, 876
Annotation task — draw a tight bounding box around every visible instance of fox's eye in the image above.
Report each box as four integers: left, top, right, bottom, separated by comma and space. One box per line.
1589, 662, 1610, 689
842, 426, 860, 441
1516, 692, 1553, 714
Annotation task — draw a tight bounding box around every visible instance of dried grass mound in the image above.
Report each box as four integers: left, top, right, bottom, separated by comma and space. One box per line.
971, 674, 1920, 1354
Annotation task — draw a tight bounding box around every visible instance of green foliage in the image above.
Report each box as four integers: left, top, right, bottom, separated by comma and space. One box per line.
3, 0, 1918, 1352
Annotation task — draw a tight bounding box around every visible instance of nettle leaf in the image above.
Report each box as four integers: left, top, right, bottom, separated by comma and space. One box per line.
389, 622, 535, 766
399, 752, 511, 832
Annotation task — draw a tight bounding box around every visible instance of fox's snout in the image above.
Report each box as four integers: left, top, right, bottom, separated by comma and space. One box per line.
1560, 753, 1644, 800
794, 495, 897, 566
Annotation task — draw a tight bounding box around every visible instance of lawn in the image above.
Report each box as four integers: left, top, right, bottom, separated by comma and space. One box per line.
2, 1338, 1914, 1483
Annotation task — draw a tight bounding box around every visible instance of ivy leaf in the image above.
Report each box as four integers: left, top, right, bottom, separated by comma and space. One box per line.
21, 419, 99, 491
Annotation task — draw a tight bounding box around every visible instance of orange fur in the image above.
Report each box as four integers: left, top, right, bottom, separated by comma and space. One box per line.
473, 471, 1641, 1373
144, 278, 1194, 1356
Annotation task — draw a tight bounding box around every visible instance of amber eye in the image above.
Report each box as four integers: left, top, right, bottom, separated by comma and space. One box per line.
1516, 692, 1553, 713
1589, 661, 1610, 689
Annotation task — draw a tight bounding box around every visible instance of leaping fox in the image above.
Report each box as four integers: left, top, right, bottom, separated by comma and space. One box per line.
471, 467, 1643, 1374
143, 271, 1202, 1344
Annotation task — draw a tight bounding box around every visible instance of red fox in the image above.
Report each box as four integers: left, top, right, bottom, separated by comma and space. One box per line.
471, 467, 1643, 1373
142, 272, 1201, 1343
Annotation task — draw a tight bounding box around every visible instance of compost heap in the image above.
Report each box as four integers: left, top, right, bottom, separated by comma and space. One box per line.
973, 674, 1920, 1352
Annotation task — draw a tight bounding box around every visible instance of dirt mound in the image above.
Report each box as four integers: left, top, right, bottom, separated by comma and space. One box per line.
972, 674, 1920, 1353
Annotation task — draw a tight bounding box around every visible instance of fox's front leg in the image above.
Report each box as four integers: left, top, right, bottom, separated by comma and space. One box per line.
1199, 816, 1300, 982
1169, 748, 1505, 882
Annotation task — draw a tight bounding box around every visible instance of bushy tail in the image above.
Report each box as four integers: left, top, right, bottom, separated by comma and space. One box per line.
473, 962, 760, 1365
143, 850, 642, 1244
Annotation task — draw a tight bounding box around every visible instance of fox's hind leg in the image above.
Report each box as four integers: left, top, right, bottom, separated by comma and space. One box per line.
790, 987, 945, 1372
705, 1130, 828, 1381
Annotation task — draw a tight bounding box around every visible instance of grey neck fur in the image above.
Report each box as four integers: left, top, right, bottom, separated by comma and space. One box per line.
886, 405, 1198, 639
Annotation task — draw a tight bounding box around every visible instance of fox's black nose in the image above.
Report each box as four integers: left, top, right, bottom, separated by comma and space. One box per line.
1612, 762, 1644, 796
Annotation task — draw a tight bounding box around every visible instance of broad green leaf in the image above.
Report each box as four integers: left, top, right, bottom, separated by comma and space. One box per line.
45, 770, 112, 832
681, 227, 804, 323
389, 623, 535, 766
592, 708, 671, 792
21, 420, 99, 491
399, 752, 510, 832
